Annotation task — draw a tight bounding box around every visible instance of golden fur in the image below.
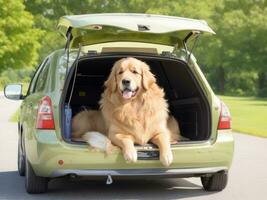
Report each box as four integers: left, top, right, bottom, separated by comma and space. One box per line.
72, 57, 180, 166
72, 110, 106, 138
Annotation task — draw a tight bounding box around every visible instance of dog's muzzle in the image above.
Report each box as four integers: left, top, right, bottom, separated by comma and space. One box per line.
121, 79, 138, 100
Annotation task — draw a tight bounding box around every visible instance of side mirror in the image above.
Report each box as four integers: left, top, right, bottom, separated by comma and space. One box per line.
4, 84, 24, 100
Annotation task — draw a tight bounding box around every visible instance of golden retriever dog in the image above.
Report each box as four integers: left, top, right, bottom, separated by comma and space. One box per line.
72, 110, 117, 154
72, 57, 180, 166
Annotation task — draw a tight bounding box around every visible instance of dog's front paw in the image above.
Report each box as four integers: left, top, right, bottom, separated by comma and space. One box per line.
160, 150, 173, 167
123, 148, 137, 163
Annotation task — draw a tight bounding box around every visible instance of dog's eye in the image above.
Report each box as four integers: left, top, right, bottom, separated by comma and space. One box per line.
132, 70, 138, 74
118, 71, 123, 75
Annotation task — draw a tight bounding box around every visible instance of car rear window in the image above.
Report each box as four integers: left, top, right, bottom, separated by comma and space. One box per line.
35, 59, 50, 92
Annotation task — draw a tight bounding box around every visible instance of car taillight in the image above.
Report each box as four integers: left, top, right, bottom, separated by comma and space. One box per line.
36, 96, 55, 129
218, 101, 231, 129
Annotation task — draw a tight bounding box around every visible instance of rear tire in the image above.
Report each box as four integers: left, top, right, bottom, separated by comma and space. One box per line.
18, 136, 25, 176
25, 159, 48, 194
201, 172, 228, 191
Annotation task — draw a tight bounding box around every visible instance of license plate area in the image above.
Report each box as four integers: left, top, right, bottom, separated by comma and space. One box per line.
137, 150, 159, 160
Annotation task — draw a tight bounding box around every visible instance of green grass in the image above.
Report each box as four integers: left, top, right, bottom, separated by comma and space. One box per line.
220, 96, 267, 138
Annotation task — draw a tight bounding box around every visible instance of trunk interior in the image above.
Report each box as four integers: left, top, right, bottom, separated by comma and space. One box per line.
62, 53, 211, 143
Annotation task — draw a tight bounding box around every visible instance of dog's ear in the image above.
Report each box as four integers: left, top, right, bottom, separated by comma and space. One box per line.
142, 62, 156, 90
104, 64, 117, 93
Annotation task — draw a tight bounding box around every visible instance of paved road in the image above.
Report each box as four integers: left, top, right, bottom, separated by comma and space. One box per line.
0, 95, 267, 200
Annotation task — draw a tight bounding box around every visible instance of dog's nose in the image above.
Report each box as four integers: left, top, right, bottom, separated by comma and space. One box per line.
122, 79, 131, 86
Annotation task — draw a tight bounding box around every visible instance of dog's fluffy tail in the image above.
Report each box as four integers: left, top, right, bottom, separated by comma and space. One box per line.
81, 132, 116, 154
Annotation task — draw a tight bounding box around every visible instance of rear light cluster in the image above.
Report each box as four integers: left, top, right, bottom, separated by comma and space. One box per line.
36, 96, 55, 129
218, 101, 231, 130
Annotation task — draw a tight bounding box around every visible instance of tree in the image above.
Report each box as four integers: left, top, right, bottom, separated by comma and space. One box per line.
0, 0, 43, 74
24, 0, 157, 59
212, 0, 267, 96
149, 0, 267, 96
23, 0, 267, 96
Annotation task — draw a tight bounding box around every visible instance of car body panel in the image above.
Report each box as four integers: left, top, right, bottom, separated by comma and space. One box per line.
29, 131, 233, 177
186, 56, 222, 144
57, 13, 215, 47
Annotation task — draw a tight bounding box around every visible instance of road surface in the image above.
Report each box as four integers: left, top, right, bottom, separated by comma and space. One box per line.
0, 95, 267, 199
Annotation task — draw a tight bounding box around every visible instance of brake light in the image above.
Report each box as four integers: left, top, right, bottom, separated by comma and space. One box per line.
218, 101, 231, 129
36, 96, 55, 129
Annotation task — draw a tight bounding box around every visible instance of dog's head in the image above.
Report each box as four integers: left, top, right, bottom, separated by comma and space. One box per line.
104, 57, 156, 100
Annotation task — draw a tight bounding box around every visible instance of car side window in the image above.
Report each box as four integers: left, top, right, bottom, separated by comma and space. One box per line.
34, 59, 50, 93
27, 58, 49, 95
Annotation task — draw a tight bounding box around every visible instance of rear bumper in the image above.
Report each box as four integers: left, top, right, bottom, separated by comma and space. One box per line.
26, 131, 234, 177
51, 167, 228, 178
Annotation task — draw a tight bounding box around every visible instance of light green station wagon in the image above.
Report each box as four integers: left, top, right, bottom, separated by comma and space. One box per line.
4, 13, 234, 194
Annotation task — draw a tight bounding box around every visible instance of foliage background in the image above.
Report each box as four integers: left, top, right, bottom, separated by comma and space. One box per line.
0, 0, 267, 97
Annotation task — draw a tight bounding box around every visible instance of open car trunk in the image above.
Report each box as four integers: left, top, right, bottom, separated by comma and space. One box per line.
61, 53, 211, 143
